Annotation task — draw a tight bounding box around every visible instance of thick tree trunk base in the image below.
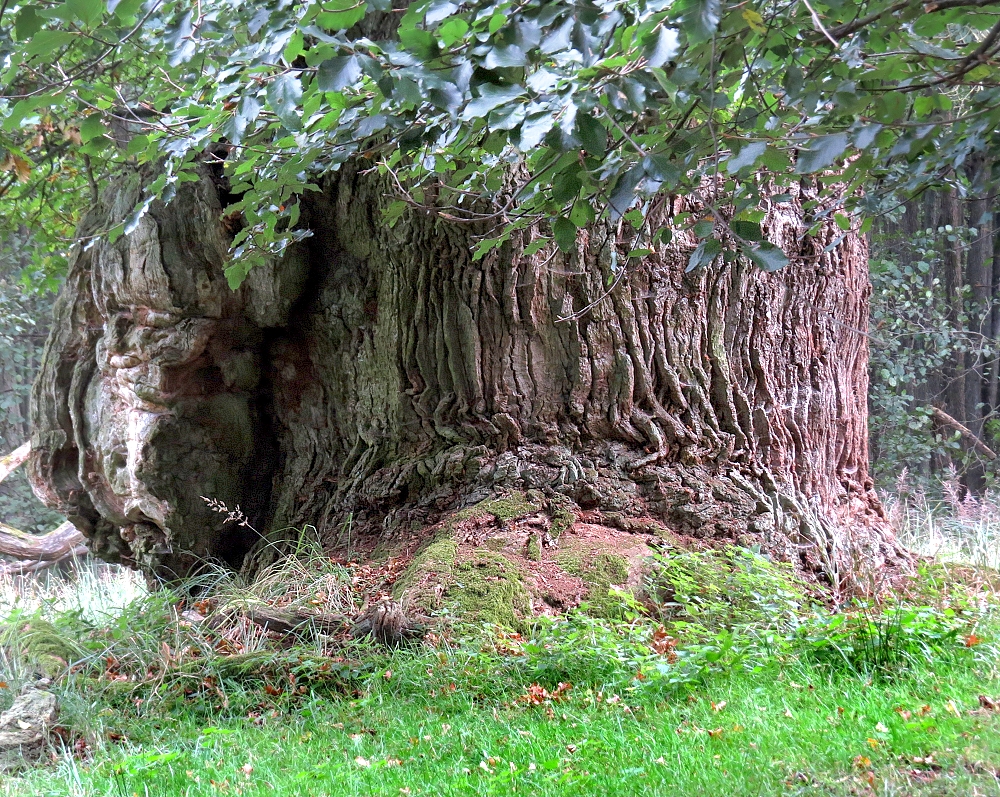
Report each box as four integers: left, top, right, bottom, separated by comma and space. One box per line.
29, 165, 903, 592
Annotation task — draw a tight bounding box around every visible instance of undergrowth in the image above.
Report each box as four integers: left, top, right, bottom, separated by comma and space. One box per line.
1, 545, 998, 796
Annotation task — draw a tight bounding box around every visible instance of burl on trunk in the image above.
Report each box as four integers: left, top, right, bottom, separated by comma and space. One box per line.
28, 165, 898, 586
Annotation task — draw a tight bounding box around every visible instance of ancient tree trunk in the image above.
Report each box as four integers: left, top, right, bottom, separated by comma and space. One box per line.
29, 165, 898, 587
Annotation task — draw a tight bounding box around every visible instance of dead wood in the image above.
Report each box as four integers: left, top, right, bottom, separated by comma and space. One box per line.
0, 442, 88, 575
931, 407, 998, 461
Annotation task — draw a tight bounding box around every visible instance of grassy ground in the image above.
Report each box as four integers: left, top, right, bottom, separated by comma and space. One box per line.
2, 550, 1000, 796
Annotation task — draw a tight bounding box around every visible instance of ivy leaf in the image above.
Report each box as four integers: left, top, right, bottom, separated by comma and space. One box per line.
795, 133, 849, 174
608, 166, 644, 220
642, 155, 680, 185
64, 0, 104, 27
317, 1, 368, 31
730, 220, 762, 241
686, 238, 721, 272
485, 44, 528, 68
267, 74, 303, 131
79, 115, 106, 142
318, 56, 362, 92
425, 0, 459, 26
522, 239, 548, 257
14, 7, 43, 40
747, 241, 789, 272
25, 30, 75, 59
462, 84, 525, 120
576, 115, 607, 157
518, 113, 555, 150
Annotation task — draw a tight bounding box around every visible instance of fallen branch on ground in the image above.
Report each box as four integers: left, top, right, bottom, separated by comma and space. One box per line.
0, 442, 89, 575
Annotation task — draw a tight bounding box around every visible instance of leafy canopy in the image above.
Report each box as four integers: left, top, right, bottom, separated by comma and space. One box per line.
2, 0, 1000, 284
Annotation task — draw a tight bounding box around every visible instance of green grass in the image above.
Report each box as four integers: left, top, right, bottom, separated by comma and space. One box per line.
7, 640, 1000, 797
3, 548, 1000, 796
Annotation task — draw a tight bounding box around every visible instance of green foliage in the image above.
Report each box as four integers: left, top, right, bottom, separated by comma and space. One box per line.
3, 550, 1000, 796
0, 235, 63, 533
794, 603, 967, 674
647, 545, 810, 632
3, 1, 999, 283
868, 224, 987, 486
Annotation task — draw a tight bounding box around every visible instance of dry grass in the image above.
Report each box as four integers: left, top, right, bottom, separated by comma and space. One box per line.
884, 469, 1000, 570
0, 559, 146, 624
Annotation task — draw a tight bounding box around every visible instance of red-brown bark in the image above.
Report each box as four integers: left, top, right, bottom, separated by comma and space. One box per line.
28, 166, 900, 589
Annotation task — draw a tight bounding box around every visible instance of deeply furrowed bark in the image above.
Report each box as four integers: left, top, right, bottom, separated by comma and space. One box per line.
29, 164, 900, 589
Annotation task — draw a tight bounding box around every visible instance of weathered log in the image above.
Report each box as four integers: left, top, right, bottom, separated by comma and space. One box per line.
0, 442, 30, 484
0, 524, 88, 576
239, 603, 423, 646
0, 443, 87, 575
931, 406, 998, 461
243, 607, 350, 637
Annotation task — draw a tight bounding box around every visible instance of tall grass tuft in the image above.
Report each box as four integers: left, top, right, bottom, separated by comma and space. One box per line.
885, 468, 1000, 569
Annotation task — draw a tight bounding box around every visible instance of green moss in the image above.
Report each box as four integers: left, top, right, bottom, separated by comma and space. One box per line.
0, 617, 89, 666
484, 537, 507, 552
392, 535, 458, 605
395, 532, 530, 629
550, 507, 575, 538
556, 549, 633, 619
454, 492, 540, 524
450, 551, 531, 630
526, 534, 542, 562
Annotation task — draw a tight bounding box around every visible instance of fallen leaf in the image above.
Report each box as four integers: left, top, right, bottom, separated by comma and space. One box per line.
355, 756, 371, 768
711, 700, 727, 712
965, 634, 982, 647
875, 722, 889, 733
853, 755, 871, 769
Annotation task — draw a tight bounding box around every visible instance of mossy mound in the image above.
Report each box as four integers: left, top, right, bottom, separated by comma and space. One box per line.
557, 549, 634, 618
392, 535, 458, 610
450, 551, 531, 630
394, 533, 531, 630
453, 492, 541, 524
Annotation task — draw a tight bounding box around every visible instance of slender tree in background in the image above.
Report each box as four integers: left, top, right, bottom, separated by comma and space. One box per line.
2, 0, 999, 584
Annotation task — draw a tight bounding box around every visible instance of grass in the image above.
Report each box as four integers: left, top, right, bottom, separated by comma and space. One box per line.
2, 540, 1000, 796
0, 560, 146, 624
6, 631, 1000, 797
885, 477, 1000, 571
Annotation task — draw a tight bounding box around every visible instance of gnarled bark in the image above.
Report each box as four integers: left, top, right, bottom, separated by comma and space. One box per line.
29, 164, 900, 589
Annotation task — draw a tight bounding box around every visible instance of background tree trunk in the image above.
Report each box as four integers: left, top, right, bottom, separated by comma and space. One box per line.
28, 166, 898, 588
